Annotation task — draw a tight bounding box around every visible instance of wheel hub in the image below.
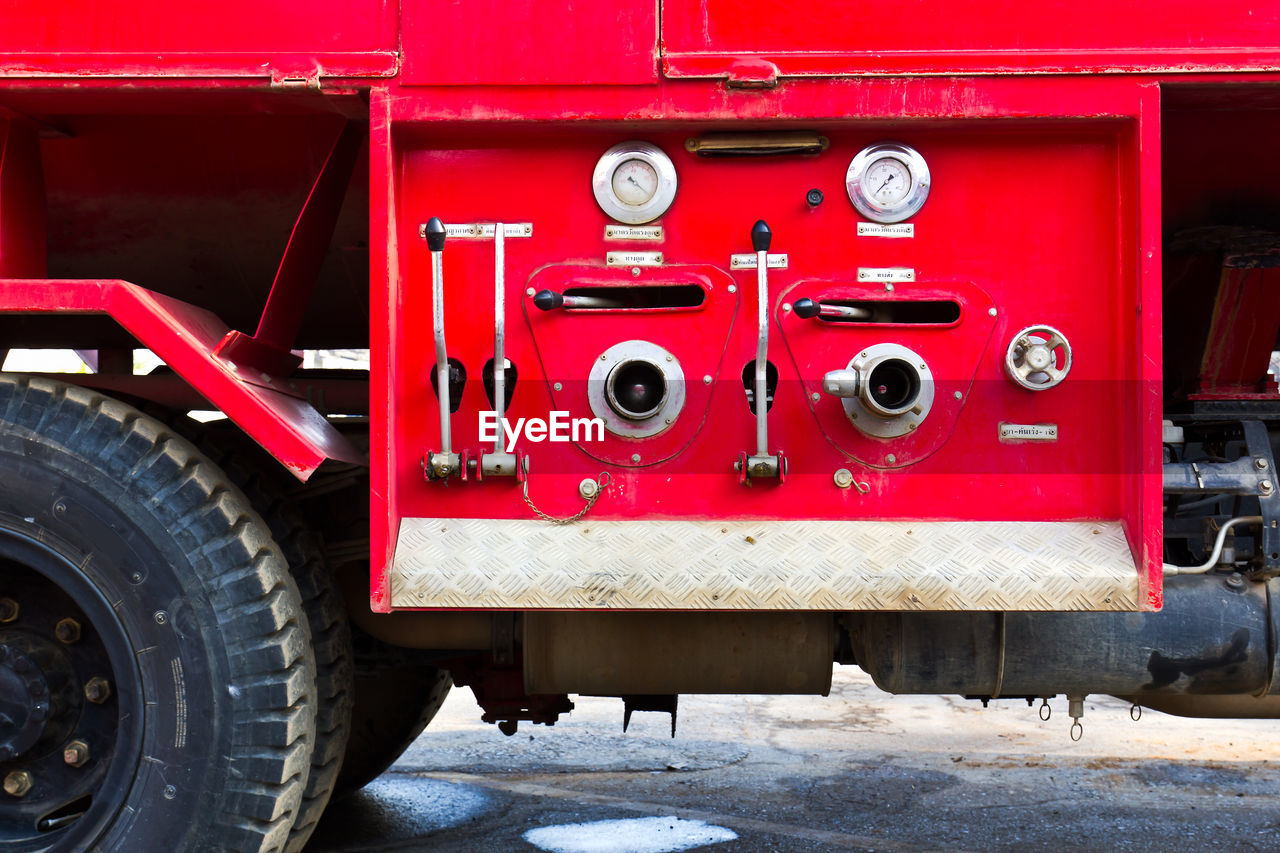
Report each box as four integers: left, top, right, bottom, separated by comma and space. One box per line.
0, 643, 52, 762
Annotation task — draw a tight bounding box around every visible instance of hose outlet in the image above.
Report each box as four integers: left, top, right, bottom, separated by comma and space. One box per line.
607, 359, 669, 421
831, 344, 935, 439
862, 356, 923, 418
588, 341, 686, 439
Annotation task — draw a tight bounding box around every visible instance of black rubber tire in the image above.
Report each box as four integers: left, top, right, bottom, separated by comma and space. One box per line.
333, 624, 452, 795
0, 376, 316, 852
158, 416, 354, 853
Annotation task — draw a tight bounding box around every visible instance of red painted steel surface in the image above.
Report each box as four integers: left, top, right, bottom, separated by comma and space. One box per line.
1195, 266, 1280, 398
372, 109, 1161, 610
0, 123, 45, 279
0, 0, 396, 78
524, 265, 738, 467
5, 3, 1272, 614
0, 279, 365, 478
662, 0, 1280, 78
401, 0, 657, 86
777, 280, 996, 470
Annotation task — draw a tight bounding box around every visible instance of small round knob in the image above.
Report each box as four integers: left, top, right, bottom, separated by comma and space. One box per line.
423, 217, 447, 252
793, 298, 820, 319
751, 219, 772, 252
532, 290, 564, 311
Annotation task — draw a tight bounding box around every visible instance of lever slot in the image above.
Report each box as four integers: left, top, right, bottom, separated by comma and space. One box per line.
740, 359, 779, 414
483, 357, 518, 410
429, 358, 467, 413
795, 298, 960, 325
535, 284, 705, 312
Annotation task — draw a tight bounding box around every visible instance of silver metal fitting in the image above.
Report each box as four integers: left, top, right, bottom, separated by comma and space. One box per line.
1004, 325, 1072, 391
588, 340, 686, 439
826, 344, 934, 439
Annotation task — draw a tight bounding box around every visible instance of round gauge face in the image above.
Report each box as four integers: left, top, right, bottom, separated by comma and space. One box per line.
593, 142, 678, 224
611, 159, 659, 206
846, 142, 931, 224
861, 157, 912, 206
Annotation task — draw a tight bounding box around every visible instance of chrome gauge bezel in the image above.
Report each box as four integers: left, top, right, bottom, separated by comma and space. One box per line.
592, 141, 678, 225
845, 142, 931, 224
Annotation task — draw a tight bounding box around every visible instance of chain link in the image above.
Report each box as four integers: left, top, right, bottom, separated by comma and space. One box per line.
521, 458, 611, 524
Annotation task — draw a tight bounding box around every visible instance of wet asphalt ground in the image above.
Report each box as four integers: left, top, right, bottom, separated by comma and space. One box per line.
307, 669, 1280, 852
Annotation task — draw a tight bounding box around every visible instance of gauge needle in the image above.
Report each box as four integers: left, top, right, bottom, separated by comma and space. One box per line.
876, 175, 895, 194
627, 176, 644, 188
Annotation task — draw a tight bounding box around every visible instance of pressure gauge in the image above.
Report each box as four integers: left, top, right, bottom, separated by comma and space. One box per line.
593, 141, 678, 224
845, 142, 931, 223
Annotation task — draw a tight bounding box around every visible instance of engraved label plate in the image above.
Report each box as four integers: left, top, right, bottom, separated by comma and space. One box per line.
730, 253, 789, 270
425, 223, 534, 239
857, 267, 915, 283
857, 222, 915, 238
606, 251, 663, 267
605, 225, 664, 241
999, 423, 1059, 442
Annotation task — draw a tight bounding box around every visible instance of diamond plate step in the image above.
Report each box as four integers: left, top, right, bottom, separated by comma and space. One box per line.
390, 519, 1140, 611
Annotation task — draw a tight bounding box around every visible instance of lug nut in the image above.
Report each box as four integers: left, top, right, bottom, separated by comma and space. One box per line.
63, 740, 90, 767
84, 677, 112, 704
1262, 480, 1274, 494
3, 771, 32, 797
0, 598, 18, 623
1257, 458, 1270, 470
55, 618, 81, 644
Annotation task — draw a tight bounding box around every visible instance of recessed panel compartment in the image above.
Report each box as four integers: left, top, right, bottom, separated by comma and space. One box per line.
524, 264, 738, 467
779, 279, 996, 468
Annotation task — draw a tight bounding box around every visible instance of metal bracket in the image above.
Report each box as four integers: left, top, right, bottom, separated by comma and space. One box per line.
1243, 421, 1280, 577
622, 694, 679, 737
1163, 420, 1280, 575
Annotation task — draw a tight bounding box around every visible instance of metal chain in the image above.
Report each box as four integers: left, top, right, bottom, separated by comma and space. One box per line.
522, 460, 611, 524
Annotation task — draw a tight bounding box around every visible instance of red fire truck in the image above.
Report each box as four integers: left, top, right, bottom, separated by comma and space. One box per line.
1, 1, 1279, 849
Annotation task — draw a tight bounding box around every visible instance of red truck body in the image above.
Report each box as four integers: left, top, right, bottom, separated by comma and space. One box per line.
3, 4, 1280, 850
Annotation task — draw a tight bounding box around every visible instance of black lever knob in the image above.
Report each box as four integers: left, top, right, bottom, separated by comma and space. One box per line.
424, 217, 447, 252
533, 289, 564, 311
751, 219, 772, 253
793, 298, 820, 319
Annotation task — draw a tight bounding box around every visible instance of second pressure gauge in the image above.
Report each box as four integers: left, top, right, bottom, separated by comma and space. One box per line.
592, 141, 678, 224
846, 142, 930, 223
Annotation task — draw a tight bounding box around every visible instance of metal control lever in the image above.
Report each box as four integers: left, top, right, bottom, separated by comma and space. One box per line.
423, 217, 460, 480
481, 224, 518, 477
793, 298, 872, 321
737, 220, 785, 485
533, 290, 624, 311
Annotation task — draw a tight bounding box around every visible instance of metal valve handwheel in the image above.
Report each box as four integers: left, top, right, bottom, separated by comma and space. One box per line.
1004, 325, 1071, 391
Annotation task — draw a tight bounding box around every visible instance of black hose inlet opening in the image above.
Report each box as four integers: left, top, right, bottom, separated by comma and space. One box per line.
606, 359, 668, 420
865, 358, 922, 415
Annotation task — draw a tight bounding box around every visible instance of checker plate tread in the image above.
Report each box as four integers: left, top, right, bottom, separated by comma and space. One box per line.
391, 519, 1139, 611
